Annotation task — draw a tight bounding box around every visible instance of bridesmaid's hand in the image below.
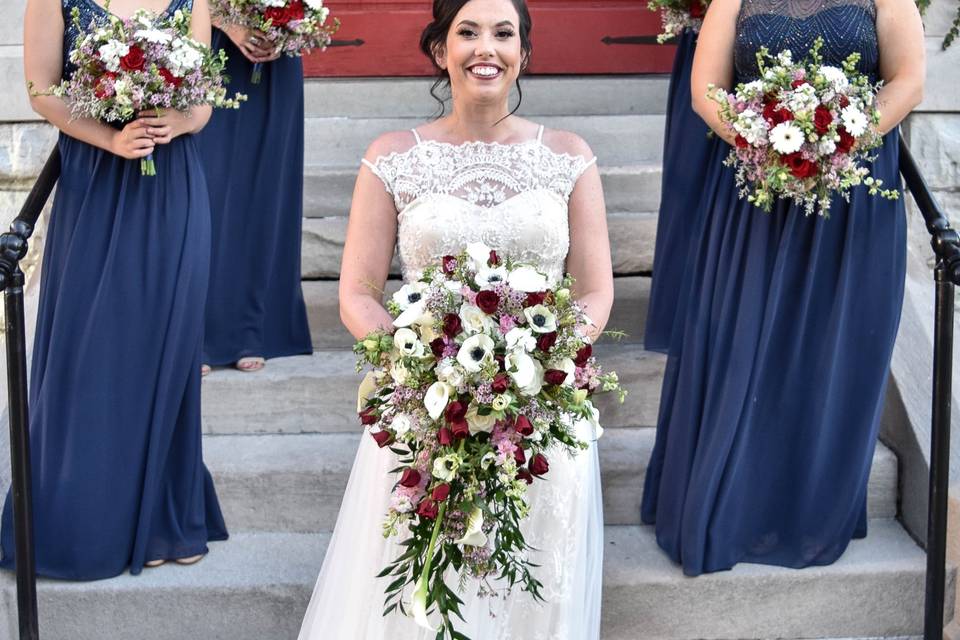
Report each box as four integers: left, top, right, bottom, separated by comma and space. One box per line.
110, 121, 155, 160
222, 24, 281, 63
136, 109, 193, 145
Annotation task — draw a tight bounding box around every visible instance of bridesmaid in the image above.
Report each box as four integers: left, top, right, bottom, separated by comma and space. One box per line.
641, 0, 924, 575
196, 16, 312, 374
0, 0, 228, 579
644, 7, 716, 353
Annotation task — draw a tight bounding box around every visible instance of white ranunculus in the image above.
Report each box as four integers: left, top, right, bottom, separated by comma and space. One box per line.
491, 393, 512, 411
465, 242, 493, 269
436, 361, 464, 388
475, 266, 508, 289
392, 282, 428, 311
390, 413, 413, 437
505, 327, 536, 352
390, 357, 409, 386
455, 506, 488, 547
840, 105, 868, 137
457, 334, 494, 373
768, 121, 804, 154
507, 266, 548, 293
134, 28, 173, 44
523, 305, 558, 334
819, 65, 849, 91
506, 351, 535, 389
98, 40, 129, 72
393, 327, 426, 358
356, 370, 378, 413
466, 404, 497, 435
424, 381, 452, 420
459, 302, 495, 335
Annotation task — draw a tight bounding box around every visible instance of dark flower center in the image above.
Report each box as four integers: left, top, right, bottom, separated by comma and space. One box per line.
407, 293, 422, 303
471, 347, 485, 361
532, 315, 546, 327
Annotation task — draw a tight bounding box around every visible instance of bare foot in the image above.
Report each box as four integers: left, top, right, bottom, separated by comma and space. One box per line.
236, 357, 265, 372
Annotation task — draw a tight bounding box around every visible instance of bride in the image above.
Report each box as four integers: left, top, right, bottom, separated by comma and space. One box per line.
298, 0, 614, 637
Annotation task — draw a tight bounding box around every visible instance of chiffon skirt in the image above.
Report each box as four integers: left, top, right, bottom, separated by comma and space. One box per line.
0, 132, 228, 580
299, 433, 604, 639
641, 131, 906, 575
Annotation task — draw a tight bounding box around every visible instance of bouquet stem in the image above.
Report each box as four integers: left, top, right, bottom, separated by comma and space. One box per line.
412, 501, 447, 630
140, 152, 156, 177
251, 62, 263, 84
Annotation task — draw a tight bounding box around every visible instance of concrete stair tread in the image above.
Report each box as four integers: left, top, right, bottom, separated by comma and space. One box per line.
201, 429, 898, 531
8, 520, 945, 639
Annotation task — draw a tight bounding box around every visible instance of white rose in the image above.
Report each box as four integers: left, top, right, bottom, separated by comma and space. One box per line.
457, 334, 495, 373
523, 305, 558, 334
437, 361, 464, 388
459, 302, 495, 335
475, 266, 508, 289
390, 413, 413, 437
505, 327, 536, 352
392, 282, 428, 311
507, 266, 548, 293
393, 327, 426, 358
466, 404, 497, 435
424, 381, 452, 420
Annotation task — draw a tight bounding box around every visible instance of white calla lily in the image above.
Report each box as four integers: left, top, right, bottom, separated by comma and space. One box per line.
457, 334, 495, 373
411, 574, 435, 630
522, 359, 545, 397
508, 266, 548, 293
356, 371, 378, 413
393, 301, 426, 328
455, 506, 488, 547
424, 381, 452, 420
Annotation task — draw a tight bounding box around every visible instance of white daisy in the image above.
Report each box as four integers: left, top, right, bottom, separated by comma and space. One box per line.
840, 105, 868, 137
769, 121, 805, 154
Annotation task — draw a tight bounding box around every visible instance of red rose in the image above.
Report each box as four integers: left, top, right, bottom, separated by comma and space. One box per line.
529, 454, 550, 476
371, 430, 393, 448
288, 0, 304, 20
536, 331, 558, 352
489, 250, 501, 266
517, 468, 534, 485
791, 79, 808, 89
494, 353, 506, 371
491, 373, 510, 394
450, 419, 470, 440
445, 400, 467, 423
514, 415, 534, 436
574, 344, 593, 367
476, 290, 500, 314
782, 152, 818, 179
839, 95, 850, 108
514, 447, 526, 466
398, 468, 421, 488
359, 406, 378, 425
813, 105, 833, 135
688, 0, 706, 19
442, 313, 462, 338
94, 72, 117, 99
836, 127, 855, 154
430, 337, 446, 358
762, 100, 794, 126
158, 67, 182, 87
431, 484, 451, 501
120, 45, 145, 72
264, 4, 294, 26
734, 134, 749, 149
438, 427, 453, 446
544, 369, 568, 386
417, 498, 439, 519
442, 255, 458, 274
526, 292, 547, 307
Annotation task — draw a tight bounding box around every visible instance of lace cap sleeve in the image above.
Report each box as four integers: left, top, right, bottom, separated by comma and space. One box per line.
360, 157, 396, 197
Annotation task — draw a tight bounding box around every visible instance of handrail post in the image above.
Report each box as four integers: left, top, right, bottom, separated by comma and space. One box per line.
3, 266, 39, 640
925, 261, 954, 640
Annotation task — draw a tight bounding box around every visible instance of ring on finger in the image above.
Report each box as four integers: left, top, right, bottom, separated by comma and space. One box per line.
248, 35, 260, 44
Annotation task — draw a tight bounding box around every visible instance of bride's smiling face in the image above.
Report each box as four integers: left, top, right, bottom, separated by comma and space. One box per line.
437, 0, 526, 104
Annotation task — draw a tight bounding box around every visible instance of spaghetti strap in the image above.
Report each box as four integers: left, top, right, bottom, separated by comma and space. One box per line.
411, 129, 422, 144
536, 125, 545, 143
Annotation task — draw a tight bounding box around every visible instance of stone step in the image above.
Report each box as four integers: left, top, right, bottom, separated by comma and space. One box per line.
303, 76, 669, 119
203, 429, 898, 533
303, 163, 663, 216
302, 275, 651, 350
300, 211, 657, 279
3, 521, 945, 639
305, 114, 665, 169
201, 345, 666, 436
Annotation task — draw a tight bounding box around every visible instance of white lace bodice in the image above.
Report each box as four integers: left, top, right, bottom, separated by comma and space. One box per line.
362, 126, 596, 284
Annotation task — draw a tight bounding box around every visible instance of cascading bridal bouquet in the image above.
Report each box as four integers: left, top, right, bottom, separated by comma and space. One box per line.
708, 37, 899, 216
211, 0, 338, 83
647, 0, 709, 43
52, 7, 246, 175
353, 243, 625, 639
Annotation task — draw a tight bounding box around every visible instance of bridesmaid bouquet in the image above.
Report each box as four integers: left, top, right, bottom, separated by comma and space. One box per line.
708, 37, 899, 216
354, 243, 624, 639
53, 7, 246, 175
211, 0, 339, 83
647, 0, 708, 43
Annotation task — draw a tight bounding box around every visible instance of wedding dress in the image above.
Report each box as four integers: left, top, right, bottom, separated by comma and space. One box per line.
298, 125, 604, 640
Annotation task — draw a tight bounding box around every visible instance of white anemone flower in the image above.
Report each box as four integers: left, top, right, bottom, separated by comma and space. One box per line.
840, 105, 868, 137
432, 453, 462, 481
393, 327, 426, 358
769, 121, 805, 154
523, 305, 558, 334
466, 404, 497, 435
392, 282, 428, 311
457, 334, 495, 373
505, 327, 536, 352
475, 266, 509, 289
507, 266, 548, 293
424, 381, 452, 420
455, 506, 488, 547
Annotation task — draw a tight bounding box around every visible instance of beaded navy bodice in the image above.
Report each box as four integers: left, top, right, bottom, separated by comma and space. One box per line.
61, 0, 193, 77
735, 0, 879, 83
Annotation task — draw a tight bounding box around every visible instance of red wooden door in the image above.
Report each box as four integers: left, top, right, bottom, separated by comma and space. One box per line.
303, 0, 673, 76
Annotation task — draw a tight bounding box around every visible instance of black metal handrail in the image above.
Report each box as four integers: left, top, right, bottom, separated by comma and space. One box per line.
899, 134, 960, 640
0, 145, 60, 640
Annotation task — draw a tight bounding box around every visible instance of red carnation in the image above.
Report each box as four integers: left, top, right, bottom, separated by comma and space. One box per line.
529, 454, 550, 476
438, 427, 453, 446
514, 415, 534, 436
782, 152, 818, 179
544, 369, 568, 386
158, 67, 182, 88
359, 406, 378, 425
450, 420, 470, 440
430, 337, 446, 358
517, 468, 534, 485
489, 250, 501, 266
398, 468, 421, 488
526, 291, 547, 307
574, 344, 593, 367
120, 45, 145, 72
492, 373, 510, 394
813, 105, 833, 135
431, 484, 451, 501
417, 498, 439, 519
442, 255, 458, 274
836, 127, 856, 154
476, 290, 500, 314
735, 134, 750, 149
371, 430, 393, 448
536, 331, 558, 352
442, 313, 462, 338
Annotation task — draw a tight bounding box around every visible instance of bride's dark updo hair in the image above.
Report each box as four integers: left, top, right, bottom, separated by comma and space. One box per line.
419, 0, 533, 118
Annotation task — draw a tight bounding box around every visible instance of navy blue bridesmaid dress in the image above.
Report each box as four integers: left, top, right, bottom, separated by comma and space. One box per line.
0, 0, 228, 580
195, 30, 312, 366
644, 28, 717, 353
641, 0, 906, 575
